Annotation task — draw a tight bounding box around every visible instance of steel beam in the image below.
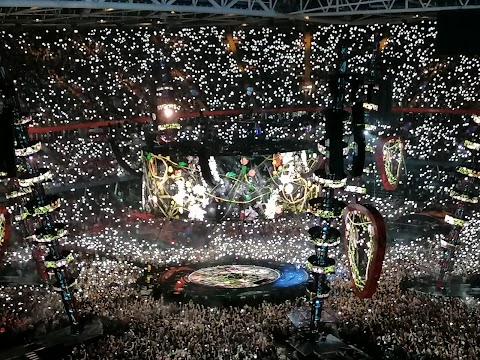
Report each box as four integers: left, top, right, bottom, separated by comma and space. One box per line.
1, 0, 478, 15
295, 0, 480, 16
0, 0, 277, 17
1, 0, 480, 25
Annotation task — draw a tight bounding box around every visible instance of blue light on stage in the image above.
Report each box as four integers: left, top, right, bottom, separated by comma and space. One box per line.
273, 264, 309, 288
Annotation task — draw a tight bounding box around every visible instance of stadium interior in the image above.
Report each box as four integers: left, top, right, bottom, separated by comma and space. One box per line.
1, 1, 480, 360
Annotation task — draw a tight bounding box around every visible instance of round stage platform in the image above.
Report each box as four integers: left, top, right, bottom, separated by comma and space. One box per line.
187, 265, 281, 289
150, 258, 309, 305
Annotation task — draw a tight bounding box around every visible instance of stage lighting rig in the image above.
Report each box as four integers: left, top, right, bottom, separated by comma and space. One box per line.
304, 44, 351, 342
289, 40, 387, 358
150, 58, 181, 143
0, 57, 82, 334
409, 125, 480, 296
13, 113, 81, 334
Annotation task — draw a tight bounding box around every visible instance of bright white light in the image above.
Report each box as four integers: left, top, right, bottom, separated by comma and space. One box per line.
163, 108, 175, 118
284, 183, 294, 195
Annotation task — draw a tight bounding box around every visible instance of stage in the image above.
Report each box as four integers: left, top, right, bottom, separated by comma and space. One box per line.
145, 258, 309, 305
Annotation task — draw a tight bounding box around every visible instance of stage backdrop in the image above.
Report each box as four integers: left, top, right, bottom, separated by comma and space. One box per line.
142, 150, 321, 220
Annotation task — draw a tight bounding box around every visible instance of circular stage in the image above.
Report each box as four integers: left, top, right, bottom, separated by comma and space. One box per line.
150, 258, 309, 305
188, 265, 281, 289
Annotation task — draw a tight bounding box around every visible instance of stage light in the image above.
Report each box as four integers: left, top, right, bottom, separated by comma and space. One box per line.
163, 108, 175, 119
284, 183, 294, 195
157, 103, 177, 120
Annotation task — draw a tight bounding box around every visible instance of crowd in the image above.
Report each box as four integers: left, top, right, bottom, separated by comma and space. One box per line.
2, 231, 480, 359
74, 289, 293, 360
0, 283, 66, 346
333, 271, 480, 359
0, 22, 476, 198
1, 22, 480, 128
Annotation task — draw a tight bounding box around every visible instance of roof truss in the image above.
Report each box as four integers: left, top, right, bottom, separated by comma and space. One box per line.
0, 0, 478, 25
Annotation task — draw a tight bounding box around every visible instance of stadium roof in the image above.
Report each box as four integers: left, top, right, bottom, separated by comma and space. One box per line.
0, 0, 479, 26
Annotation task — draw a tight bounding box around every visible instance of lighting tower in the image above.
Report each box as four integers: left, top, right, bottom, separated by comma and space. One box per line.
15, 114, 81, 334
306, 207, 342, 337
1, 62, 81, 334
150, 58, 180, 144
304, 45, 349, 339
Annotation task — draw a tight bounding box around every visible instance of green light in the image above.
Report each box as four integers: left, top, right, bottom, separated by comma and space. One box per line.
178, 162, 187, 167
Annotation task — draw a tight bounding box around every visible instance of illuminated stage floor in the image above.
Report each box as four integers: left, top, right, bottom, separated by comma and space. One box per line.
188, 265, 281, 289
153, 258, 309, 305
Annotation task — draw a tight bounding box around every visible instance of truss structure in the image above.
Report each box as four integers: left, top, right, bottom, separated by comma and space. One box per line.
0, 0, 479, 25
297, 0, 480, 15
0, 0, 285, 27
